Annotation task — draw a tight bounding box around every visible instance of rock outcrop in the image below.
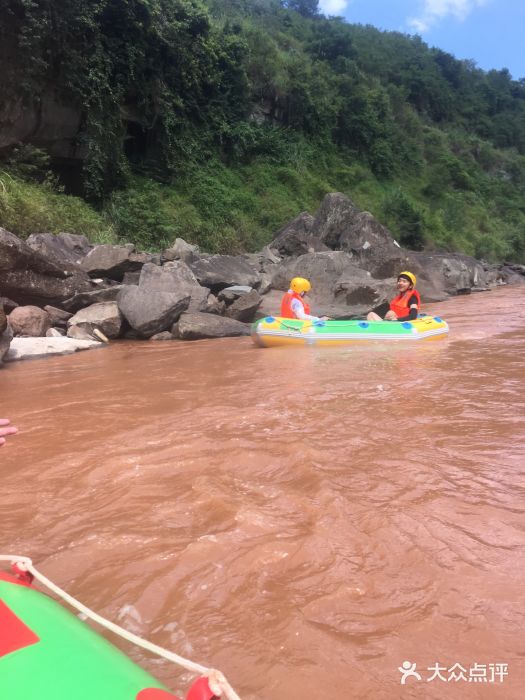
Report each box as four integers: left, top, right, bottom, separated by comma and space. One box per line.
0, 228, 93, 306
1, 190, 523, 363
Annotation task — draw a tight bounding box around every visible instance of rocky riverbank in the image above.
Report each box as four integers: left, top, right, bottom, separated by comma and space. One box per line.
1, 192, 524, 364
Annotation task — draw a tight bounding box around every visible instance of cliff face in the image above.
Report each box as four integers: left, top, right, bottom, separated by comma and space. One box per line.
0, 8, 83, 161
0, 92, 84, 160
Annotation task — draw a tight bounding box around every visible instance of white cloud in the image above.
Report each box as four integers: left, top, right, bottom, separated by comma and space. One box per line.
318, 0, 350, 16
407, 0, 489, 34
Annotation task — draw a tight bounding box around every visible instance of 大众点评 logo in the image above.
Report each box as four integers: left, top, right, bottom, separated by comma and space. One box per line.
398, 661, 508, 685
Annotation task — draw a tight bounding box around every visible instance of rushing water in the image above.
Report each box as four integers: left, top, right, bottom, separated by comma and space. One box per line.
1, 285, 524, 699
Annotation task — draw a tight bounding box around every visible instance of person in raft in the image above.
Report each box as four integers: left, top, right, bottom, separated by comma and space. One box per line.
0, 418, 18, 447
367, 271, 421, 322
280, 277, 330, 321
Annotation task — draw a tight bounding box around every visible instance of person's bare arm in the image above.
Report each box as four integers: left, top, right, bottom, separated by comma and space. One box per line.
0, 419, 18, 446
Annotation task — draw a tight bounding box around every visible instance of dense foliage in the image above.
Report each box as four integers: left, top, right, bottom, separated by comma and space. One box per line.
1, 0, 524, 260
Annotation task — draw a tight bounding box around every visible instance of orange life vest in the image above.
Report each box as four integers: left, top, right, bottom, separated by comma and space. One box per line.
389, 288, 421, 318
280, 291, 311, 319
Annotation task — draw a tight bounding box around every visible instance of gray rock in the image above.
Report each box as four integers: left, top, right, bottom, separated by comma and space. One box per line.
271, 251, 366, 299
338, 211, 401, 266
81, 245, 152, 281
43, 305, 73, 328
257, 273, 274, 295
224, 289, 262, 322
67, 325, 98, 341
0, 228, 93, 306
149, 331, 174, 341
255, 290, 282, 320
312, 193, 361, 249
122, 271, 141, 286
270, 212, 327, 257
407, 252, 494, 298
62, 285, 128, 313
0, 297, 18, 314
140, 260, 197, 290
1, 268, 94, 307
139, 262, 209, 312
162, 238, 200, 264
0, 227, 68, 277
204, 297, 227, 315
217, 286, 253, 301
117, 286, 190, 337
67, 301, 123, 339
189, 255, 260, 291
173, 312, 250, 340
261, 246, 281, 264
46, 327, 66, 337
26, 232, 93, 266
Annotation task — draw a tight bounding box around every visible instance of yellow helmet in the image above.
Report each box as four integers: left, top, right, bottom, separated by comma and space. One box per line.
398, 271, 416, 287
290, 277, 311, 294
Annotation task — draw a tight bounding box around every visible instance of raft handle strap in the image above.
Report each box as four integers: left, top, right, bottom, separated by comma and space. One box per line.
0, 555, 241, 700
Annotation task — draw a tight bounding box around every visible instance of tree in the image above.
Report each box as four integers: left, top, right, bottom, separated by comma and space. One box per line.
282, 0, 319, 19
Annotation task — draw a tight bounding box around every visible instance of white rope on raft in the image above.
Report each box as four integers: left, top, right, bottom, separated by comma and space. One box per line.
0, 555, 241, 700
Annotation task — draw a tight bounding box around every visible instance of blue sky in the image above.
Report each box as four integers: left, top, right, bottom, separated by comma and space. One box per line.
317, 0, 525, 80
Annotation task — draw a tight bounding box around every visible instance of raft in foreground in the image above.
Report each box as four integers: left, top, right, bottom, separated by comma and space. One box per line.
0, 570, 213, 700
251, 315, 449, 347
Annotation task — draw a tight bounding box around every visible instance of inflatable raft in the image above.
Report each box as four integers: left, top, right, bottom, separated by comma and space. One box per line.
251, 315, 449, 348
0, 567, 217, 700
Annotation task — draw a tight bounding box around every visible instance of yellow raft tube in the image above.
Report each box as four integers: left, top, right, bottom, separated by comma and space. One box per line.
251, 315, 449, 348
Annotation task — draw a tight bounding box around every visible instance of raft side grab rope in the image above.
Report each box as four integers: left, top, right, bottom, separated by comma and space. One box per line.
0, 555, 241, 700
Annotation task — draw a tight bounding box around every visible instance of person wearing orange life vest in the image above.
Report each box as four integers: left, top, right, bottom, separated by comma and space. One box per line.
367, 271, 421, 322
280, 277, 330, 321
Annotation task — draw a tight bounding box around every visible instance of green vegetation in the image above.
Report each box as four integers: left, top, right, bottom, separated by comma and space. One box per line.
0, 0, 524, 261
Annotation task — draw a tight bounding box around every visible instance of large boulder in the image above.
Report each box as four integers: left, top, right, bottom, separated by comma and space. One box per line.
62, 285, 128, 313
330, 277, 400, 318
43, 305, 73, 328
138, 262, 210, 312
162, 238, 200, 264
117, 287, 190, 337
337, 211, 404, 271
189, 255, 260, 292
67, 302, 123, 339
311, 193, 361, 248
26, 232, 93, 267
269, 212, 328, 257
0, 228, 93, 306
1, 268, 94, 307
407, 252, 504, 296
8, 306, 51, 337
173, 312, 250, 340
271, 251, 365, 300
252, 290, 282, 320
1, 227, 70, 276
0, 305, 6, 334
223, 289, 262, 322
310, 194, 405, 277
81, 245, 156, 281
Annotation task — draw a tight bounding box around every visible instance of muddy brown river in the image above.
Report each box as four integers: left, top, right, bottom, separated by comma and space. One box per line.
1, 285, 524, 698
